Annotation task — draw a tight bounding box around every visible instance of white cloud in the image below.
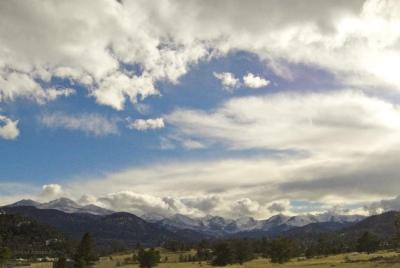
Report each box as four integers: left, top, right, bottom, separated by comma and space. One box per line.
129, 118, 165, 131
78, 194, 98, 206
243, 73, 270, 88
39, 112, 119, 136
268, 200, 291, 213
364, 195, 400, 215
40, 184, 63, 200
213, 72, 240, 90
167, 90, 400, 156
0, 115, 19, 140
2, 0, 400, 218
181, 196, 222, 214
97, 191, 173, 216
232, 198, 262, 217
1, 0, 399, 110
0, 71, 75, 104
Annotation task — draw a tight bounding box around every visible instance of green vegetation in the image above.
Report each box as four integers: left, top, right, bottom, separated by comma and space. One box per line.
268, 237, 296, 263
74, 232, 97, 268
0, 247, 12, 265
0, 214, 66, 257
357, 231, 380, 254
3, 209, 400, 267
136, 248, 161, 268
394, 214, 400, 249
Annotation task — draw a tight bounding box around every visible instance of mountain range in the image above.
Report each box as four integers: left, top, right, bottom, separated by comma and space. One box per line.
3, 197, 366, 238
7, 198, 114, 215
154, 212, 365, 237
2, 197, 399, 254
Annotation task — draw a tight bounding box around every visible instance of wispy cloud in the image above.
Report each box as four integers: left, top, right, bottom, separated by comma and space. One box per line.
39, 112, 119, 136
129, 118, 165, 131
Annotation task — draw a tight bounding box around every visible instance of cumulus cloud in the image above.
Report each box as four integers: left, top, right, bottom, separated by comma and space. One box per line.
129, 118, 165, 131
0, 115, 19, 140
268, 200, 290, 213
232, 198, 262, 217
39, 112, 119, 136
93, 191, 224, 217
1, 0, 399, 111
40, 184, 63, 199
78, 194, 98, 206
0, 71, 75, 104
181, 196, 222, 214
243, 73, 270, 88
98, 191, 172, 216
3, 0, 400, 218
213, 72, 240, 90
364, 195, 400, 215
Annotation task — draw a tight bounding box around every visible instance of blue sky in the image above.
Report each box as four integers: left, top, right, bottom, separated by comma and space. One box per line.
1, 0, 400, 219
1, 51, 277, 183
0, 51, 340, 185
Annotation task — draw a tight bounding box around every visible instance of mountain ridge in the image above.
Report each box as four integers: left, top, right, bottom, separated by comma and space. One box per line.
6, 197, 114, 215
3, 198, 366, 238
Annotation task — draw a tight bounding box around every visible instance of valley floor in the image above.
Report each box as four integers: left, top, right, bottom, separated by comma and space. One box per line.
93, 250, 400, 268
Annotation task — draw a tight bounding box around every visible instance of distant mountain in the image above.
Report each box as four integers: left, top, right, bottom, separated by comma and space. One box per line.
7, 199, 41, 207
156, 212, 365, 237
1, 206, 197, 251
38, 198, 82, 213
141, 212, 167, 223
340, 211, 399, 239
6, 197, 114, 215
4, 198, 367, 244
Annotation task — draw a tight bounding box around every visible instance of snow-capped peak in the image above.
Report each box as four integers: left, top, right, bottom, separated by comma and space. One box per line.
4, 198, 113, 215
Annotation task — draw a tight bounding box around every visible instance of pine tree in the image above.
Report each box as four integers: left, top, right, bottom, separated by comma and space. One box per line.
0, 247, 12, 266
269, 237, 295, 263
211, 242, 234, 266
74, 232, 95, 267
137, 248, 160, 268
55, 257, 67, 268
357, 232, 380, 254
233, 239, 254, 264
393, 213, 400, 249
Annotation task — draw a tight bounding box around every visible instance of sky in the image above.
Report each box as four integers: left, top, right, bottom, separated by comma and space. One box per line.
1, 0, 400, 219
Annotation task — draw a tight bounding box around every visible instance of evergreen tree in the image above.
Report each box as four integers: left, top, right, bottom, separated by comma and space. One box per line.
211, 242, 234, 266
357, 232, 380, 254
233, 239, 254, 265
305, 244, 317, 259
55, 257, 67, 268
0, 247, 12, 266
393, 213, 400, 249
74, 232, 95, 267
137, 248, 160, 268
269, 237, 295, 263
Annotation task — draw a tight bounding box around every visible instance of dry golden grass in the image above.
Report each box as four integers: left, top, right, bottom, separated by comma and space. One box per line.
93, 250, 400, 268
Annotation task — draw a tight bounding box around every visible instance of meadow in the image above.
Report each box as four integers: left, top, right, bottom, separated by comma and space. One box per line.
93, 250, 400, 268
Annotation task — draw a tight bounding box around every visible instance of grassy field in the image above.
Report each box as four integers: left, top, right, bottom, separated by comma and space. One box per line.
93, 250, 400, 268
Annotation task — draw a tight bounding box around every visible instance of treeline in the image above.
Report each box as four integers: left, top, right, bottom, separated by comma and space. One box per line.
0, 213, 72, 263
154, 214, 400, 267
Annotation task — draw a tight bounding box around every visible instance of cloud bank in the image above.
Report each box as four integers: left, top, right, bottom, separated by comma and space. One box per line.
1, 0, 399, 112
1, 0, 400, 218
